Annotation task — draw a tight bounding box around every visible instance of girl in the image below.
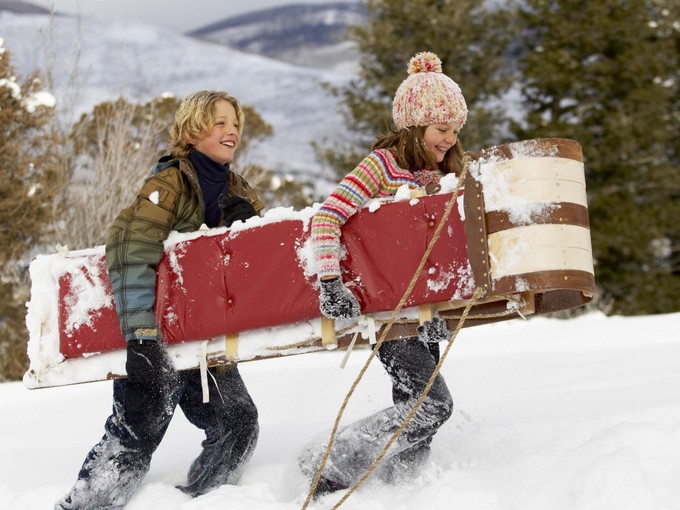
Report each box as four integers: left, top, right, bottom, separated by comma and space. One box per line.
304, 52, 468, 497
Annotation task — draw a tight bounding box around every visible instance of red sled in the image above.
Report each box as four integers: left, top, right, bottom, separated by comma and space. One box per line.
25, 138, 595, 388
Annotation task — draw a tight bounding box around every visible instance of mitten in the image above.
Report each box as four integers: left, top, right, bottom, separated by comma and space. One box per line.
417, 316, 452, 344
126, 339, 176, 389
219, 195, 257, 227
124, 339, 177, 423
319, 277, 361, 319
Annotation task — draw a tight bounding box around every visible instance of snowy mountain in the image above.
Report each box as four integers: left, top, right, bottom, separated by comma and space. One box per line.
0, 0, 47, 15
188, 2, 366, 74
0, 9, 355, 191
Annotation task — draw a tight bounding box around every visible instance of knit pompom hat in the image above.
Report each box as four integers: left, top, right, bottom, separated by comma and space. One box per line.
392, 52, 468, 131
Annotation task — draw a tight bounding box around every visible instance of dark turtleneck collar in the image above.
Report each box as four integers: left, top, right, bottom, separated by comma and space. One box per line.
189, 150, 230, 228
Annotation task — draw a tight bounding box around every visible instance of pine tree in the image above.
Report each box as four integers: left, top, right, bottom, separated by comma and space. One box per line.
317, 0, 517, 181
513, 0, 680, 314
0, 40, 61, 381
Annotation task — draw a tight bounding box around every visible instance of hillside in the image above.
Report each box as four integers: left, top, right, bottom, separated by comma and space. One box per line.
0, 0, 47, 15
0, 9, 354, 192
189, 2, 366, 73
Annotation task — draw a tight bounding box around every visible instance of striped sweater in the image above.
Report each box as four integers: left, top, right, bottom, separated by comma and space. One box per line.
312, 147, 442, 278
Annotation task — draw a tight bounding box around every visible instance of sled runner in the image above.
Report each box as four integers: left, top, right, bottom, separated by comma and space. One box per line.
24, 138, 595, 389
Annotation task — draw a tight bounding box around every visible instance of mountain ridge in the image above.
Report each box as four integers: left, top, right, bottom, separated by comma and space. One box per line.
188, 2, 366, 73
0, 8, 355, 192
0, 1, 365, 73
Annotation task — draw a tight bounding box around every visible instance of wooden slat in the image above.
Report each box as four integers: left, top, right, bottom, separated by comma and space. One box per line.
463, 169, 492, 297
418, 304, 434, 325
493, 270, 596, 298
486, 203, 590, 233
474, 138, 583, 163
488, 224, 594, 278
481, 157, 587, 211
321, 317, 337, 347
225, 333, 239, 358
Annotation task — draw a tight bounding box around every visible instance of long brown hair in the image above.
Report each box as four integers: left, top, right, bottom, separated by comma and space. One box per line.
373, 116, 465, 175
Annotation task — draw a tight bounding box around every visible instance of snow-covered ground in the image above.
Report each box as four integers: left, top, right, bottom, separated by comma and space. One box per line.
2, 311, 679, 509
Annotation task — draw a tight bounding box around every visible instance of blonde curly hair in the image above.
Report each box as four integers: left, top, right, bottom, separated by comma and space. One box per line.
168, 90, 245, 159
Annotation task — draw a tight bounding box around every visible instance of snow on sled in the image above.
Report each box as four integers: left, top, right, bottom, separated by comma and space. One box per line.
24, 138, 595, 389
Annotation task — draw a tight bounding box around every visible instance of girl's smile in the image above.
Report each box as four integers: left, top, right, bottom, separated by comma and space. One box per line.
423, 123, 459, 163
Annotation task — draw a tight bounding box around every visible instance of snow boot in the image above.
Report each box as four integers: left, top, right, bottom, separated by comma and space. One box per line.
312, 476, 348, 499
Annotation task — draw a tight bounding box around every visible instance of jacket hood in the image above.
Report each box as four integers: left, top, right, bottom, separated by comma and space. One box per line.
152, 155, 180, 176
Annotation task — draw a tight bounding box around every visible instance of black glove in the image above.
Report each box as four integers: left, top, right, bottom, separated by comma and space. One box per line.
125, 339, 176, 388
124, 339, 177, 426
417, 317, 452, 344
319, 277, 361, 319
219, 195, 257, 228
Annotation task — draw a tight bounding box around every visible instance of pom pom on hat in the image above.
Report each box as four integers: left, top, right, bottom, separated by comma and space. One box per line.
408, 51, 443, 74
392, 51, 468, 131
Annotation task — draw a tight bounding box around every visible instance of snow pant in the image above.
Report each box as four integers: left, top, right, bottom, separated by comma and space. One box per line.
300, 336, 453, 487
56, 364, 258, 510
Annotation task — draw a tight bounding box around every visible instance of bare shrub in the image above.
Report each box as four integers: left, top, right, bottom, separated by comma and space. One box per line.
52, 96, 178, 250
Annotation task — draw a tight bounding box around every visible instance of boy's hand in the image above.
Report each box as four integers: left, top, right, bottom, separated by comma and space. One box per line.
126, 339, 176, 388
219, 196, 257, 227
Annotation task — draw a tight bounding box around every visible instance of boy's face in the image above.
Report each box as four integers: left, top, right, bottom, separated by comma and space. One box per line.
192, 100, 240, 165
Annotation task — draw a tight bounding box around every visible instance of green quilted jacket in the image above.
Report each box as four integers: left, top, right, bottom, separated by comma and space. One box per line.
105, 156, 264, 342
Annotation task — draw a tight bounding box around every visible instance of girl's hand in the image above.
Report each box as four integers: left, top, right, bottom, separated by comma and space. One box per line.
319, 277, 361, 319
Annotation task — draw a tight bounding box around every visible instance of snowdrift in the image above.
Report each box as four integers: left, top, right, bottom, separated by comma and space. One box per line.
24, 139, 595, 388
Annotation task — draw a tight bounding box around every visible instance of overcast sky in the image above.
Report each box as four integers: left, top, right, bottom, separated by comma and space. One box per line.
31, 0, 357, 32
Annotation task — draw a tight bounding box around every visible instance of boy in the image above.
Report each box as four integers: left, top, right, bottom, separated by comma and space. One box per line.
56, 90, 263, 509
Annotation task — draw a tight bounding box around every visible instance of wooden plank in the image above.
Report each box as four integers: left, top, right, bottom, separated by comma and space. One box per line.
418, 304, 434, 325
225, 333, 239, 358
488, 224, 594, 278
321, 317, 337, 347
481, 157, 588, 211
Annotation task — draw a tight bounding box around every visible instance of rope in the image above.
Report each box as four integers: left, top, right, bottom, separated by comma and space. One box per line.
330, 286, 484, 509
301, 156, 472, 510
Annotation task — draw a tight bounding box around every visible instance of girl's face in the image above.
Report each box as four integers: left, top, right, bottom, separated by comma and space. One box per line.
192, 100, 240, 165
423, 123, 459, 163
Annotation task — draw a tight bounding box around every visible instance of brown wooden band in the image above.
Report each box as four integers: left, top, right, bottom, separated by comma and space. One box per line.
463, 169, 492, 298
486, 202, 591, 234
469, 138, 583, 163
492, 269, 596, 297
